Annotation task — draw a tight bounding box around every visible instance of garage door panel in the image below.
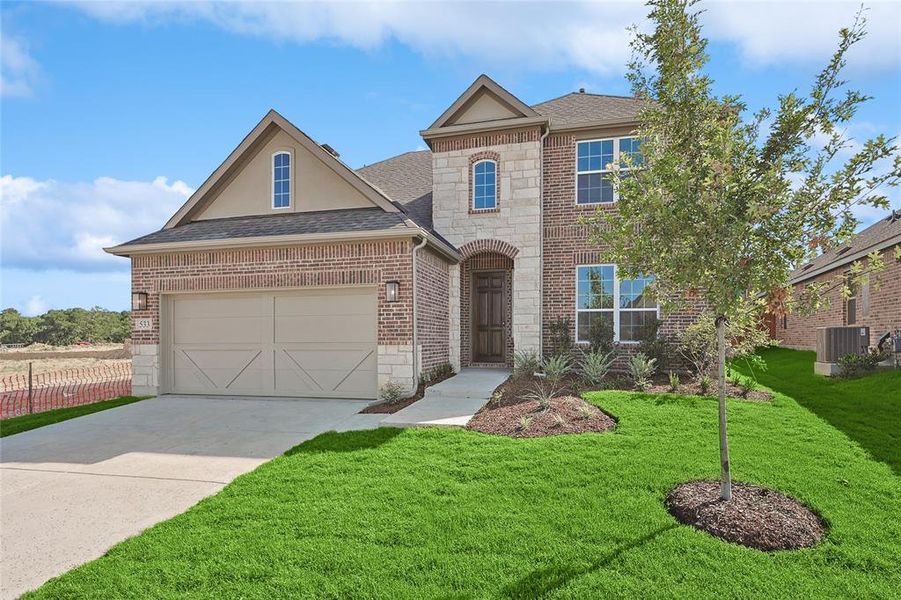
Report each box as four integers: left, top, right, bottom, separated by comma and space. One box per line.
167, 289, 377, 399
275, 349, 375, 396
173, 296, 267, 319
275, 315, 375, 344
173, 318, 269, 346
275, 292, 376, 318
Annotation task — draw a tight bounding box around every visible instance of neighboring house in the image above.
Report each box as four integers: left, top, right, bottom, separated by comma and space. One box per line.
107, 74, 698, 399
772, 210, 901, 350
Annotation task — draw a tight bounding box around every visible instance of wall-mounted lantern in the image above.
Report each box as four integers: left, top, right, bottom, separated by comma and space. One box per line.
131, 292, 148, 311
385, 281, 400, 303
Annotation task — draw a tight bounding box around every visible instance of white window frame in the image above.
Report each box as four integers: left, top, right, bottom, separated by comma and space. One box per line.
472, 159, 498, 211
271, 150, 292, 210
574, 264, 660, 344
575, 136, 640, 206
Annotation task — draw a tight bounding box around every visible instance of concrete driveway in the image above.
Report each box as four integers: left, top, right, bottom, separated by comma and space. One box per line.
0, 395, 380, 599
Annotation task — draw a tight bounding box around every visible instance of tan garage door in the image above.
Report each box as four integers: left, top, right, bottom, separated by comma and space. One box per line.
164, 288, 377, 399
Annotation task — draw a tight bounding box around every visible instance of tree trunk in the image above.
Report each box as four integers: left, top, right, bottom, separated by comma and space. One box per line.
716, 315, 732, 501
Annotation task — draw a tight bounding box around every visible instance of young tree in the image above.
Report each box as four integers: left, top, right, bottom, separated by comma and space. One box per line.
591, 0, 900, 500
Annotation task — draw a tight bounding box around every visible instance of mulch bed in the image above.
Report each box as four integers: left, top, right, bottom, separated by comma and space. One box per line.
466, 395, 616, 438
360, 371, 455, 414
666, 480, 826, 551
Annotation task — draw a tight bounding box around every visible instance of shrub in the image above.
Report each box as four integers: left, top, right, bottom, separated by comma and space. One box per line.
586, 317, 616, 355
580, 350, 616, 387
542, 354, 574, 385
636, 317, 673, 371
837, 348, 889, 378
518, 415, 532, 431
548, 317, 574, 358
552, 413, 566, 428
668, 371, 680, 392
678, 311, 771, 379
577, 404, 594, 419
378, 381, 405, 404
628, 352, 657, 390
524, 380, 560, 411
699, 375, 713, 395
512, 350, 540, 379
741, 378, 759, 398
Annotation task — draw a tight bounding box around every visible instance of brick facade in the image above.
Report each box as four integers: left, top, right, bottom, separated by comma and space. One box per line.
416, 246, 451, 372
130, 240, 433, 394
541, 132, 703, 364
773, 247, 901, 350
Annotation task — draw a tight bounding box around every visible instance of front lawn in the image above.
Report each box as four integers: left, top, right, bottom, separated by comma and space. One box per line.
735, 347, 901, 474
0, 396, 148, 438
29, 357, 900, 598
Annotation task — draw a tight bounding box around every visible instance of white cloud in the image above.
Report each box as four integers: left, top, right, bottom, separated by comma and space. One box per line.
0, 175, 193, 272
0, 35, 41, 97
703, 1, 900, 70
64, 1, 900, 73
23, 295, 47, 317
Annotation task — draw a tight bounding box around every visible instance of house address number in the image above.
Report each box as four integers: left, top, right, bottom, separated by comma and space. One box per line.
135, 318, 153, 331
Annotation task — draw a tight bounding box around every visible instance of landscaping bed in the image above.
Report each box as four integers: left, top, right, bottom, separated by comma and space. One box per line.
666, 480, 826, 552
467, 395, 616, 438
360, 366, 455, 414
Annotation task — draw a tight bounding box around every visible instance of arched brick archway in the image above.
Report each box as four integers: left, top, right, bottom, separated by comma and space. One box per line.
459, 244, 516, 367
458, 239, 520, 261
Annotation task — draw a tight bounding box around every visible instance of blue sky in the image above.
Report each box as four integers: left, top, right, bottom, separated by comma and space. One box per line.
2, 0, 899, 315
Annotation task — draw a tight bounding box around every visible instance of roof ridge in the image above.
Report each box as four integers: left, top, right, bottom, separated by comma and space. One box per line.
358, 149, 430, 171
532, 91, 638, 107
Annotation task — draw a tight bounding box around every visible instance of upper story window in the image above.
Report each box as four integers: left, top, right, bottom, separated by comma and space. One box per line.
576, 137, 642, 205
576, 264, 658, 343
473, 160, 497, 210
272, 151, 291, 209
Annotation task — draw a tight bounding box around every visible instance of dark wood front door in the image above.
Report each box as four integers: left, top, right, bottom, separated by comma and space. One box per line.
473, 271, 506, 363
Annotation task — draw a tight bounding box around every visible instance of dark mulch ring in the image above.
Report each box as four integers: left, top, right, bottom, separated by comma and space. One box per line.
360, 371, 455, 414
666, 480, 826, 552
466, 396, 616, 438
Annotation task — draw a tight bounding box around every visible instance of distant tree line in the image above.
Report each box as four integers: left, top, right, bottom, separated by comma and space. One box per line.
0, 307, 131, 346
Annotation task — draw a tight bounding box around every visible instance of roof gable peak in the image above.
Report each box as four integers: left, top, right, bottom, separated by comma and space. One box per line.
426, 74, 540, 131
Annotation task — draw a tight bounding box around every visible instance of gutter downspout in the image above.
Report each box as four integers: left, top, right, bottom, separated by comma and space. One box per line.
409, 235, 429, 396
538, 125, 550, 358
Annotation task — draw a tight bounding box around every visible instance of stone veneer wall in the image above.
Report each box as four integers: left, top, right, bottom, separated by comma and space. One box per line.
431, 128, 543, 368
773, 246, 901, 350
129, 240, 416, 396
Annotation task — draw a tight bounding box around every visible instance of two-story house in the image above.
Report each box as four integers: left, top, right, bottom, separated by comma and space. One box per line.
107, 75, 696, 399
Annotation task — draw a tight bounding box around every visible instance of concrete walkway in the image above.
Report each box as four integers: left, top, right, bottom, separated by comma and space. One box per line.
381, 368, 510, 428
0, 396, 382, 600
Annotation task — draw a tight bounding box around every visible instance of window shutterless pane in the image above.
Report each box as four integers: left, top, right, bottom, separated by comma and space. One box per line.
577, 311, 614, 342
619, 310, 655, 341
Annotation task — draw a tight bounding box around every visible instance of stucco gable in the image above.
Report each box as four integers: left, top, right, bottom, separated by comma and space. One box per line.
165, 110, 398, 228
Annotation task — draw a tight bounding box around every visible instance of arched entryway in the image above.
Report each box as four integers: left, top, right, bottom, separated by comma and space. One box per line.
459, 240, 519, 368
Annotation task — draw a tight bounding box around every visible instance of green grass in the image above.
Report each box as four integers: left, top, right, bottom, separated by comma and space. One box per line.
734, 347, 901, 474
27, 351, 901, 599
0, 396, 148, 438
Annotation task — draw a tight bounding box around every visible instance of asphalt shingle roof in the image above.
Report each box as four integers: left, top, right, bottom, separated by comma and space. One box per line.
790, 211, 901, 282
120, 207, 412, 246
358, 150, 433, 229
531, 92, 645, 128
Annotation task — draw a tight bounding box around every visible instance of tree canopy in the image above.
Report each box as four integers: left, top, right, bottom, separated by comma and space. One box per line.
0, 307, 131, 346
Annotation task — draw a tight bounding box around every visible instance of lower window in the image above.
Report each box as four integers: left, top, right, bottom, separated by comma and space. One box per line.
576, 265, 658, 342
